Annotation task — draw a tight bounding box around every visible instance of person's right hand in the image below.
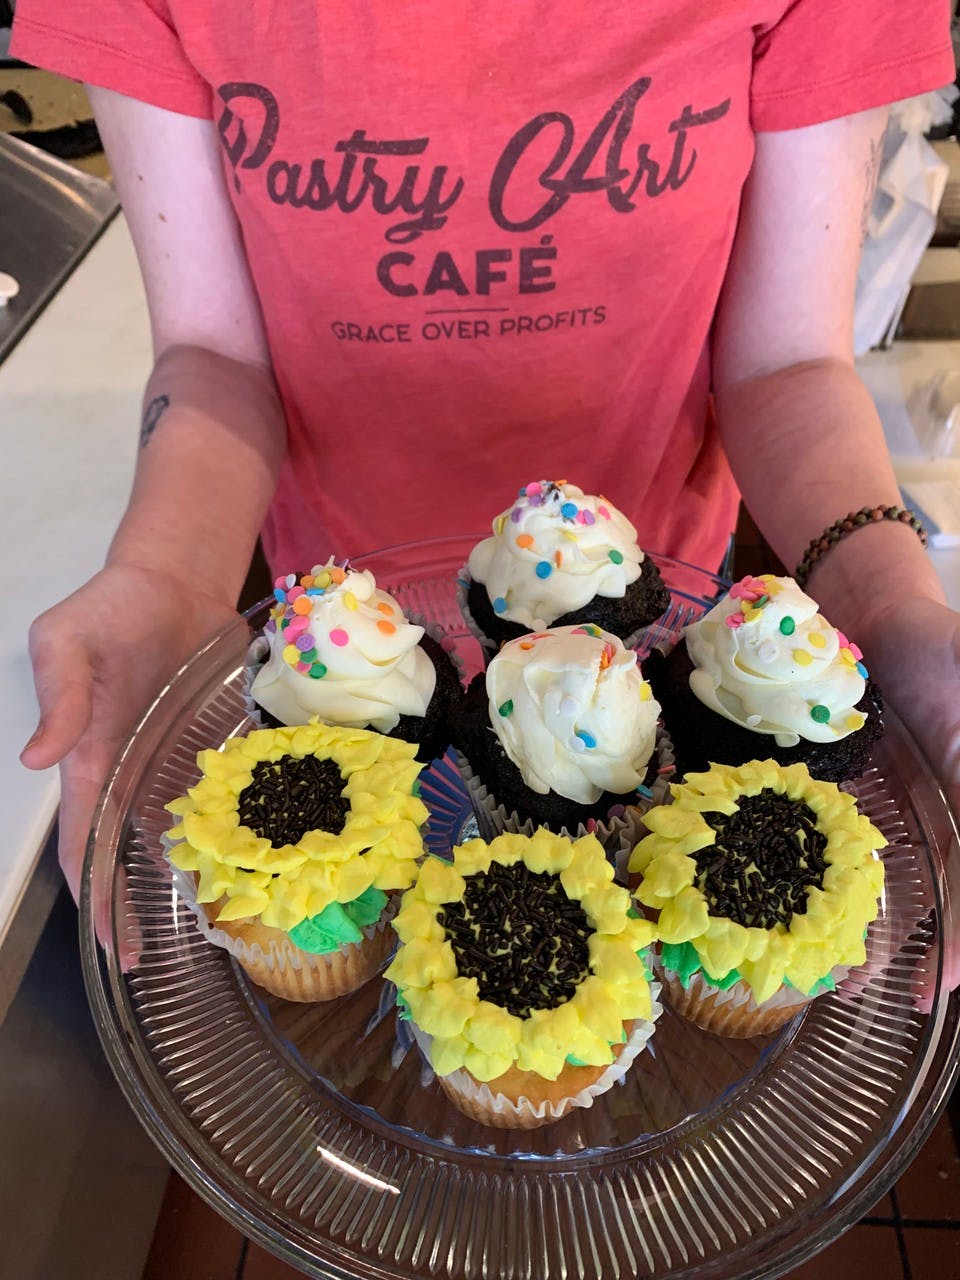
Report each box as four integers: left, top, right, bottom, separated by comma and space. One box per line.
20, 562, 245, 904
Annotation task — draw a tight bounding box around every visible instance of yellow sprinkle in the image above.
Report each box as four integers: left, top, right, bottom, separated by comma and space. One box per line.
317, 571, 331, 588
344, 591, 358, 610
743, 606, 762, 622
808, 632, 826, 649
839, 647, 857, 666
495, 515, 505, 536
793, 649, 813, 666
562, 530, 578, 542
282, 643, 301, 666
640, 682, 652, 702
845, 713, 866, 731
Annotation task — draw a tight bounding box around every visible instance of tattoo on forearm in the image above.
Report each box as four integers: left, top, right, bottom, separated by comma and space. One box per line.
140, 393, 171, 448
860, 134, 883, 243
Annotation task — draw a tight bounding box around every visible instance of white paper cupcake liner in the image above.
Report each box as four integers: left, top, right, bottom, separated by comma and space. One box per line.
453, 724, 674, 855
409, 984, 662, 1128
657, 960, 851, 1037
455, 567, 659, 662
163, 838, 397, 1000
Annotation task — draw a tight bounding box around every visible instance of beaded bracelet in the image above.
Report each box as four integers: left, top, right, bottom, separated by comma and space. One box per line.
794, 506, 928, 589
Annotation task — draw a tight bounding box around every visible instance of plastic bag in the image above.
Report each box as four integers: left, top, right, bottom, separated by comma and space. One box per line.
853, 87, 957, 354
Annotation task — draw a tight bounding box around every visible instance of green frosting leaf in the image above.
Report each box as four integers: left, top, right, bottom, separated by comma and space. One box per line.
662, 938, 838, 996
288, 887, 388, 955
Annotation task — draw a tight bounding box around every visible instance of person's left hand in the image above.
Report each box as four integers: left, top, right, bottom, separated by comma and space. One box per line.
865, 596, 960, 1002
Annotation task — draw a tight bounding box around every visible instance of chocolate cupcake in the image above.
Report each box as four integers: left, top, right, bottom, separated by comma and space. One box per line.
452, 623, 672, 847
459, 480, 670, 656
648, 575, 883, 783
247, 558, 461, 763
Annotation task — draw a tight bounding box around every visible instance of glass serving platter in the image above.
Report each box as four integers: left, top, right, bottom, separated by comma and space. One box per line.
80, 534, 960, 1280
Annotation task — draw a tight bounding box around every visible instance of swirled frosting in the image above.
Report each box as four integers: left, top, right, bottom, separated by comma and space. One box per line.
467, 481, 644, 628
251, 559, 436, 732
684, 575, 869, 748
487, 624, 660, 804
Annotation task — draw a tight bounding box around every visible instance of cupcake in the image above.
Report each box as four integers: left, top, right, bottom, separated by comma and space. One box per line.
247, 557, 462, 763
163, 721, 428, 1001
451, 623, 673, 847
386, 829, 661, 1128
459, 480, 670, 656
647, 574, 884, 782
628, 760, 886, 1036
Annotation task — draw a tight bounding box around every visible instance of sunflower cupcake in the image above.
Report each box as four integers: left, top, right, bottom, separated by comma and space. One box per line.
386, 829, 661, 1128
163, 721, 427, 1001
628, 760, 886, 1036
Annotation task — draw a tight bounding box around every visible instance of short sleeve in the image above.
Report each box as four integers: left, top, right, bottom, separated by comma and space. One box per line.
10, 0, 212, 118
751, 0, 956, 131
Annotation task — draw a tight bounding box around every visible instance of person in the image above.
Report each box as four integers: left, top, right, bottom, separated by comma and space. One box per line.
10, 2, 960, 993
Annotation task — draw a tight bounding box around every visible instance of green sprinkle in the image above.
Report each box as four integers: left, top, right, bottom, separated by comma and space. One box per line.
299, 647, 317, 663
609, 549, 624, 565
810, 704, 831, 723
498, 699, 514, 717
779, 616, 796, 636
309, 662, 327, 679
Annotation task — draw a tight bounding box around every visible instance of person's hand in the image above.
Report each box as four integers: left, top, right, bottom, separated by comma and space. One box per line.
20, 563, 245, 906
865, 596, 960, 1001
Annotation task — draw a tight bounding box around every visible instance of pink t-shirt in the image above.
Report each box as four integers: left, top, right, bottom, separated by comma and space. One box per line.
13, 2, 954, 574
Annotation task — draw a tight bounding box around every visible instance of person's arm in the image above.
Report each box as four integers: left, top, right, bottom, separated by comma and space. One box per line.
712, 107, 960, 994
21, 89, 287, 902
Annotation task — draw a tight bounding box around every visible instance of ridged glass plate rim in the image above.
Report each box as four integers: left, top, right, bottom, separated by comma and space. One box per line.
79, 541, 960, 1280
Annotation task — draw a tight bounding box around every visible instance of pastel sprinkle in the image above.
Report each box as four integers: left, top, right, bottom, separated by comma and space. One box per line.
330, 567, 346, 585
570, 735, 586, 753
525, 481, 543, 497
492, 597, 508, 614
377, 619, 396, 635
296, 661, 310, 673
306, 587, 325, 596
560, 695, 578, 716
808, 631, 826, 649
519, 641, 535, 650
286, 615, 308, 635
301, 575, 315, 589
598, 505, 611, 520
840, 647, 857, 667
498, 700, 514, 717
810, 704, 831, 723
295, 634, 314, 652
288, 585, 305, 600
637, 784, 654, 799
495, 515, 505, 536
608, 549, 624, 565
572, 627, 590, 636
377, 602, 394, 615
857, 661, 869, 679
343, 591, 358, 610
330, 628, 349, 647
316, 571, 332, 588
274, 576, 287, 590
561, 502, 578, 519
779, 616, 796, 635
725, 613, 744, 630
845, 713, 865, 731
555, 550, 563, 567
640, 682, 652, 701
575, 729, 597, 749
510, 507, 523, 523
285, 573, 297, 588
282, 644, 300, 664
793, 649, 813, 666
516, 533, 534, 549
292, 595, 313, 615
309, 663, 327, 679
582, 510, 596, 525
273, 588, 286, 603
657, 764, 676, 776
535, 561, 552, 579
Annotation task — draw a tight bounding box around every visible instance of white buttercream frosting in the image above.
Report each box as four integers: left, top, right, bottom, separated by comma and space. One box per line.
683, 575, 869, 748
251, 559, 436, 732
486, 624, 660, 804
467, 481, 643, 628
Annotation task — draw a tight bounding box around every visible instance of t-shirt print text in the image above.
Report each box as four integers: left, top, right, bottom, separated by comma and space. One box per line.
217, 77, 731, 301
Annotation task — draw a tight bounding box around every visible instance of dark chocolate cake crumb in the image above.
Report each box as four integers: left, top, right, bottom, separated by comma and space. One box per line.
440, 861, 590, 1017
238, 754, 348, 845
695, 789, 827, 929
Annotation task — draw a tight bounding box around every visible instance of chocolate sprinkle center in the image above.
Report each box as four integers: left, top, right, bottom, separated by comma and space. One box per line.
695, 789, 827, 929
440, 862, 591, 1018
238, 755, 348, 846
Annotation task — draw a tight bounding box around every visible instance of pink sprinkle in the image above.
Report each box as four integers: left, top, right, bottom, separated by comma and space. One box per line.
849, 641, 863, 660
330, 628, 349, 647
586, 818, 597, 832
571, 627, 590, 635
286, 615, 308, 635
576, 510, 588, 524
274, 576, 287, 590
730, 575, 767, 602
525, 481, 542, 497
296, 661, 310, 673
725, 612, 744, 629
287, 585, 305, 600
598, 505, 611, 520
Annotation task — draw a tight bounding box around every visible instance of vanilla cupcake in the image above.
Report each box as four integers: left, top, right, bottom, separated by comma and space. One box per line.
628, 760, 886, 1036
386, 829, 661, 1128
163, 721, 428, 1001
459, 480, 670, 656
451, 624, 672, 847
647, 574, 883, 782
248, 558, 461, 763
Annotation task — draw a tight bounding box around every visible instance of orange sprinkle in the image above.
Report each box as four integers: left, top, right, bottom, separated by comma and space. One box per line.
301, 574, 315, 589
292, 595, 313, 615
516, 534, 534, 549
519, 641, 534, 650
330, 567, 346, 584
555, 550, 563, 567
377, 602, 394, 616
377, 619, 396, 635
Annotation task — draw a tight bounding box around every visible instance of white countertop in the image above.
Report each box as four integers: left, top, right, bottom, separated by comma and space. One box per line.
0, 217, 958, 947
0, 217, 150, 943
